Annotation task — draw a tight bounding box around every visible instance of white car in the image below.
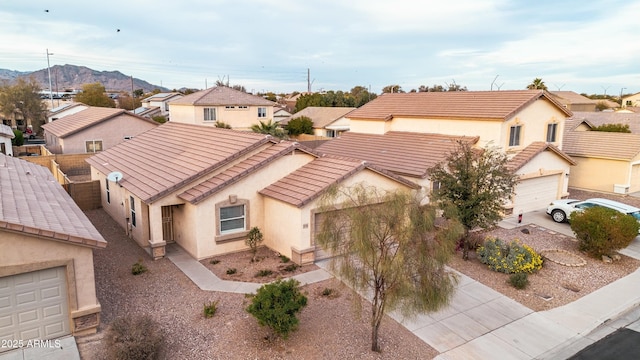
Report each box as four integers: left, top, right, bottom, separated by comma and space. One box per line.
547, 198, 640, 223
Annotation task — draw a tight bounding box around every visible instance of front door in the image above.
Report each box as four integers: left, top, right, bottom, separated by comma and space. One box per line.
161, 206, 174, 243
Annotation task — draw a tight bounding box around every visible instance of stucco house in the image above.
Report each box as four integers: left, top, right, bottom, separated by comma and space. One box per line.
339, 90, 576, 214
562, 116, 640, 194
168, 86, 276, 130
140, 92, 183, 116
549, 91, 602, 112
622, 92, 640, 108
281, 106, 355, 138
86, 122, 417, 264
0, 154, 106, 347
47, 102, 89, 123
0, 124, 14, 156
41, 107, 159, 154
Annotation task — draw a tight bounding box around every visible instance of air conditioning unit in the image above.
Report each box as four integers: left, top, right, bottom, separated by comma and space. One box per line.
613, 184, 629, 194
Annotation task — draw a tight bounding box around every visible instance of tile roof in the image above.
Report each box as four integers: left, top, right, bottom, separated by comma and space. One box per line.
142, 92, 182, 102
169, 86, 275, 106
259, 156, 418, 208
281, 106, 355, 128
178, 141, 318, 204
0, 154, 106, 248
549, 91, 597, 105
48, 102, 86, 115
316, 131, 479, 178
86, 123, 274, 203
507, 142, 576, 171
568, 111, 640, 133
346, 90, 572, 121
563, 131, 640, 160
41, 107, 158, 138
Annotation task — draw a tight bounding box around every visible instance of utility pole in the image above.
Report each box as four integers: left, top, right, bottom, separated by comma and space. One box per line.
307, 68, 311, 93
46, 49, 54, 109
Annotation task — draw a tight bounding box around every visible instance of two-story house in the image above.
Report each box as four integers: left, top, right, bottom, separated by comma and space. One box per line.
168, 87, 275, 130
138, 92, 184, 118
319, 90, 576, 215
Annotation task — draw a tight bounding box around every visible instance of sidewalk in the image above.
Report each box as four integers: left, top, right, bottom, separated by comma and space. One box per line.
166, 222, 640, 360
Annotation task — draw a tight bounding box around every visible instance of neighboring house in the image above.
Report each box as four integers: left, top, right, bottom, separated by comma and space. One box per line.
0, 124, 14, 156
549, 91, 599, 112
622, 92, 640, 108
563, 130, 640, 194
168, 86, 275, 130
273, 106, 292, 123
0, 154, 106, 347
341, 90, 575, 214
140, 92, 183, 116
568, 111, 640, 133
281, 106, 355, 138
86, 122, 418, 264
47, 102, 89, 123
41, 107, 159, 154
132, 106, 162, 119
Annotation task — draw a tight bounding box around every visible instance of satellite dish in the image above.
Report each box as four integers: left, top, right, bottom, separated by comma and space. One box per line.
107, 171, 123, 183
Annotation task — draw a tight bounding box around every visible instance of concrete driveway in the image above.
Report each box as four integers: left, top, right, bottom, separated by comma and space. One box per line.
499, 208, 576, 237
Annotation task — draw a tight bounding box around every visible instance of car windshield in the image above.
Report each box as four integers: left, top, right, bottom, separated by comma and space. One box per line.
629, 211, 640, 220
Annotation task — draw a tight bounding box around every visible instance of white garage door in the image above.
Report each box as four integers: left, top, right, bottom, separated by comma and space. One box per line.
314, 211, 351, 261
0, 267, 70, 348
513, 174, 560, 213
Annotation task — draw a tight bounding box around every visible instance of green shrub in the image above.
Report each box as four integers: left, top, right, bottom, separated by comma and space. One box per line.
477, 237, 543, 274
570, 206, 640, 258
226, 268, 237, 275
509, 273, 529, 289
246, 279, 308, 339
11, 130, 23, 146
246, 227, 264, 262
209, 259, 220, 265
321, 288, 334, 297
131, 261, 148, 275
279, 255, 290, 263
255, 269, 273, 277
284, 116, 314, 136
203, 301, 219, 318
283, 263, 299, 272
105, 314, 163, 360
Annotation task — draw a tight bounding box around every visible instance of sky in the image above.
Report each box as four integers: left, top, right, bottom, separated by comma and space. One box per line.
1, 0, 639, 95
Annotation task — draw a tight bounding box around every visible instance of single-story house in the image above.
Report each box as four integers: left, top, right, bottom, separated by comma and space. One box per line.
569, 111, 640, 133
47, 102, 89, 123
622, 92, 640, 108
281, 106, 355, 138
0, 124, 14, 156
86, 122, 418, 264
41, 107, 159, 154
0, 154, 106, 348
549, 91, 600, 112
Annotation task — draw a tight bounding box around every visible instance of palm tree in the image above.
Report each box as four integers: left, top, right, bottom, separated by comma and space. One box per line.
527, 78, 547, 90
250, 120, 288, 139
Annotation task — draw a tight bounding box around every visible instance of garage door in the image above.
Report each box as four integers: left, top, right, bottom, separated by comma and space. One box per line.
513, 174, 560, 214
313, 211, 350, 261
0, 267, 70, 347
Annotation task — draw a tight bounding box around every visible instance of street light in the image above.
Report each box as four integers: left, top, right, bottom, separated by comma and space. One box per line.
46, 49, 54, 109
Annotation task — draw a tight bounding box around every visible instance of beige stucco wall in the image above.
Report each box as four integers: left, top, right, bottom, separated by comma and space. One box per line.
568, 156, 633, 193
56, 114, 157, 154
349, 98, 568, 151
169, 104, 274, 130
0, 232, 100, 312
623, 93, 640, 108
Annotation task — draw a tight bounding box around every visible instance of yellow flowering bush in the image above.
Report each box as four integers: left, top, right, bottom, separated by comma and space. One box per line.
476, 237, 543, 274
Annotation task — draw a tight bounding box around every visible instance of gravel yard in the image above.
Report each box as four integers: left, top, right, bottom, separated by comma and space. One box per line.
77, 209, 438, 359
76, 189, 640, 358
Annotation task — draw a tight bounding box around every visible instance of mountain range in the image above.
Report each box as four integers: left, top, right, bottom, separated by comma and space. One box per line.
0, 64, 170, 93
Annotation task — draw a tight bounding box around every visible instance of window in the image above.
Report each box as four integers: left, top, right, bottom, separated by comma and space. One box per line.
204, 107, 216, 121
106, 181, 110, 204
124, 136, 134, 140
325, 130, 336, 138
627, 100, 632, 106
238, 106, 248, 109
225, 106, 235, 109
508, 125, 521, 147
85, 140, 103, 153
220, 205, 245, 234
258, 107, 267, 118
546, 123, 557, 143
431, 181, 441, 194
130, 196, 136, 227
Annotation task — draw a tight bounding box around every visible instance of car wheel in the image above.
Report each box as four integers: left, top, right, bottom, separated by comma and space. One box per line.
551, 209, 567, 223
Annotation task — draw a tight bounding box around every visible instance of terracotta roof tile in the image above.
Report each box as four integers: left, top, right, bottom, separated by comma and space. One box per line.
563, 131, 640, 160
568, 111, 640, 133
507, 141, 576, 171
281, 106, 355, 128
549, 91, 597, 105
259, 156, 418, 207
346, 90, 572, 121
316, 131, 479, 178
179, 141, 318, 204
170, 86, 275, 106
41, 107, 158, 138
0, 154, 106, 248
86, 123, 274, 203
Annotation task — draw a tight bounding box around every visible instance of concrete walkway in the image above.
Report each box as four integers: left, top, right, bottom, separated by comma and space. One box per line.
0, 336, 79, 360
165, 216, 640, 360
